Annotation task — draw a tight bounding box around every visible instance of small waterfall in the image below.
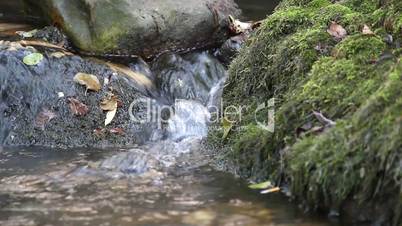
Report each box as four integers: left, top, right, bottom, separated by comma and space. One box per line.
86, 51, 227, 176
167, 99, 211, 141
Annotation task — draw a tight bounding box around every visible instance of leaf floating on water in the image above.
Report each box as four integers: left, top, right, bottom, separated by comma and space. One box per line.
73, 73, 102, 92
222, 117, 234, 139
362, 24, 375, 35
34, 108, 57, 130
23, 53, 44, 66
260, 187, 281, 194
327, 21, 347, 39
249, 181, 273, 190
68, 97, 89, 116
105, 108, 117, 126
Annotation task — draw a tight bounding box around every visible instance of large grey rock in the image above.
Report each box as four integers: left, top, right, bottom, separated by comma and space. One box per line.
24, 0, 241, 58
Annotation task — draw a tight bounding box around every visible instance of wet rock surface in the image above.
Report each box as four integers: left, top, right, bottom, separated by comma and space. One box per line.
0, 40, 228, 148
0, 41, 157, 148
23, 0, 241, 58
216, 33, 248, 66
153, 52, 227, 105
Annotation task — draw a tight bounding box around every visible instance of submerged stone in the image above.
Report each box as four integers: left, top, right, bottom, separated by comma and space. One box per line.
23, 0, 241, 58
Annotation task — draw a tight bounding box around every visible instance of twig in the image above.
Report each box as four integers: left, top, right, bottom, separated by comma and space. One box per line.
312, 111, 336, 127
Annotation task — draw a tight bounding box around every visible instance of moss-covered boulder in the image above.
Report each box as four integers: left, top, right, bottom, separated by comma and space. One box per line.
23, 0, 240, 58
214, 0, 402, 224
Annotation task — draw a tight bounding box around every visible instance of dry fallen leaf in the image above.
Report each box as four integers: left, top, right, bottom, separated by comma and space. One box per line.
362, 24, 375, 35
51, 52, 66, 58
110, 128, 125, 135
68, 97, 89, 116
228, 15, 253, 34
105, 108, 117, 126
260, 187, 281, 194
106, 62, 154, 89
74, 73, 101, 92
100, 94, 119, 111
34, 108, 57, 130
94, 128, 106, 137
327, 21, 347, 39
16, 29, 38, 38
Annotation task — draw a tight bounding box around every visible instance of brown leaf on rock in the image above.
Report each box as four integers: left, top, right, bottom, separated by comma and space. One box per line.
105, 62, 154, 89
73, 73, 101, 92
100, 94, 119, 111
93, 128, 106, 137
228, 15, 253, 35
34, 108, 57, 130
327, 21, 347, 39
362, 24, 375, 35
68, 98, 89, 116
19, 40, 67, 51
110, 128, 125, 135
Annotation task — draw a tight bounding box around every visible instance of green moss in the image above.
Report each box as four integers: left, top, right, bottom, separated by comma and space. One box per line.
334, 35, 386, 63
312, 4, 353, 24
276, 0, 316, 10
227, 8, 334, 104
341, 0, 380, 14
306, 0, 332, 9
288, 59, 402, 224
214, 0, 402, 223
231, 125, 276, 180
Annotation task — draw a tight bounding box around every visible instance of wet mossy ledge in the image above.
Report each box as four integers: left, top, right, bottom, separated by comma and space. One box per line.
210, 0, 402, 224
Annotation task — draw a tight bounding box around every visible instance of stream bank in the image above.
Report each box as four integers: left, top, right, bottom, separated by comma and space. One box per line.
211, 0, 401, 225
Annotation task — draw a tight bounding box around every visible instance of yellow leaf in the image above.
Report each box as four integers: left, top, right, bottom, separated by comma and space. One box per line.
51, 52, 66, 58
222, 117, 234, 139
260, 187, 281, 194
105, 108, 117, 126
100, 98, 118, 111
74, 73, 101, 92
105, 62, 154, 89
249, 181, 273, 190
23, 53, 43, 66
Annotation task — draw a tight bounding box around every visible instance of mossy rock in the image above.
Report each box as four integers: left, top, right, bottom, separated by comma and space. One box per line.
23, 0, 241, 58
213, 0, 402, 224
289, 59, 402, 224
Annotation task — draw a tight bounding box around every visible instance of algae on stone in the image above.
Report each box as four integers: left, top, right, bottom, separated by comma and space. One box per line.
216, 0, 402, 224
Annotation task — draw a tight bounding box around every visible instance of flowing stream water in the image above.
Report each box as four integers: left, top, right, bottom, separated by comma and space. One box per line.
0, 1, 349, 226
